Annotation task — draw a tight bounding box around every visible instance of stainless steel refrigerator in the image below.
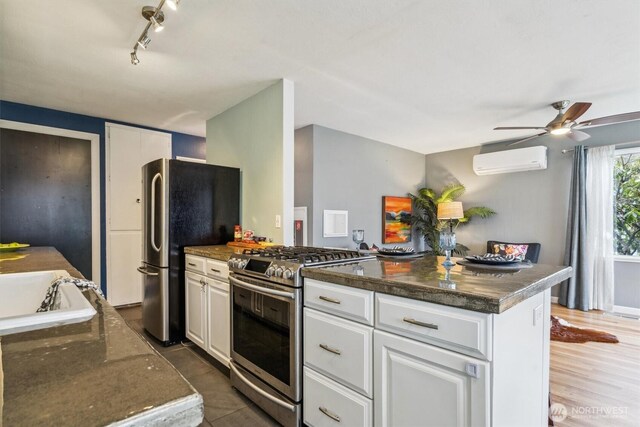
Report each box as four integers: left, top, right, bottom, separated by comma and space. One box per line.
138, 159, 240, 345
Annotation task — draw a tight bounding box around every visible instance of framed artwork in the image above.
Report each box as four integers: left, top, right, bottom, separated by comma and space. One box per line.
382, 196, 412, 243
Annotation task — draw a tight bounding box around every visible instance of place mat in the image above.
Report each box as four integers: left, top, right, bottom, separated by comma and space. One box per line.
457, 259, 533, 271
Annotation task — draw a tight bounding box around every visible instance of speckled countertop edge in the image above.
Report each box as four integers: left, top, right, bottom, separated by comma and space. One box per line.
184, 245, 242, 261
302, 261, 573, 314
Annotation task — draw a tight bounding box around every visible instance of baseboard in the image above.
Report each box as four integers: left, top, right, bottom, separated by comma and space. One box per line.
551, 297, 639, 317
613, 305, 640, 318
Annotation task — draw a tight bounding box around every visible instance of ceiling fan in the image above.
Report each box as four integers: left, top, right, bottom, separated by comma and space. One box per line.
494, 100, 640, 146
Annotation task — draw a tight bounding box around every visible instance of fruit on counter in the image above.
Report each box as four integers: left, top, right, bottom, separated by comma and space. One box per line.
0, 242, 23, 248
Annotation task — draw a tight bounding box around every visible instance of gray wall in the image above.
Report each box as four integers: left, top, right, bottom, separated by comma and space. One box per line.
296, 125, 426, 249
206, 80, 294, 244
424, 120, 640, 305
294, 126, 314, 244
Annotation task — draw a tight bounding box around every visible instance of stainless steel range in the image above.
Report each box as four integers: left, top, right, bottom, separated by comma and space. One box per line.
227, 247, 375, 427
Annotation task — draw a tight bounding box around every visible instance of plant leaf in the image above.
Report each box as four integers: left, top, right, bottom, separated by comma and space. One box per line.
436, 183, 465, 204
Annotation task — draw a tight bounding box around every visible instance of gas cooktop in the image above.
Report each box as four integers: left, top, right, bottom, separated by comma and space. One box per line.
228, 246, 375, 287
241, 246, 371, 265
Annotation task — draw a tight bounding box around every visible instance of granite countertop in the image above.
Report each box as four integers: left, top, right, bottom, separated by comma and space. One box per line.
302, 255, 572, 314
0, 246, 84, 277
184, 245, 243, 261
0, 247, 203, 426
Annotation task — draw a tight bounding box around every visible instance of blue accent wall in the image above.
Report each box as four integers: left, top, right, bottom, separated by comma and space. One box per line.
0, 100, 206, 294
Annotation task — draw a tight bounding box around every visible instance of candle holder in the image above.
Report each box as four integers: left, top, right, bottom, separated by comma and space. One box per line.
437, 201, 464, 267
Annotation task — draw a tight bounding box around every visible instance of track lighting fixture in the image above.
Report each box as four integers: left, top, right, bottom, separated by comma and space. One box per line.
150, 16, 164, 32
166, 0, 180, 11
130, 0, 182, 65
137, 35, 151, 50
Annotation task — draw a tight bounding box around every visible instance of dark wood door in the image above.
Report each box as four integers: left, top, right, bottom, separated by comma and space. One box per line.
0, 128, 92, 279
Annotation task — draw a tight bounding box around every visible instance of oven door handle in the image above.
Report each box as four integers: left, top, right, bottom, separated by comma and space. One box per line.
229, 275, 295, 300
229, 363, 296, 412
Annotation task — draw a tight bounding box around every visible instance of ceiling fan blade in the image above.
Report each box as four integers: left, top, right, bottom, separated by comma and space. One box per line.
508, 132, 546, 146
561, 102, 592, 122
568, 130, 590, 142
494, 126, 547, 130
576, 111, 640, 128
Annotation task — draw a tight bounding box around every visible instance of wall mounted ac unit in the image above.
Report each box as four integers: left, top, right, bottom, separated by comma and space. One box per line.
473, 146, 548, 175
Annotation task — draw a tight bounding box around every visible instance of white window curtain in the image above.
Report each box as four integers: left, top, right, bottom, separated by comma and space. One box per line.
585, 145, 615, 311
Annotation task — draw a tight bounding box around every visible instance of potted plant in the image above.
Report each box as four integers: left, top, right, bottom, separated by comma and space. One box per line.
408, 183, 495, 255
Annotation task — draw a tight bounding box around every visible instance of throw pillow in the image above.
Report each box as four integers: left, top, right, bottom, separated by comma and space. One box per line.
493, 243, 529, 259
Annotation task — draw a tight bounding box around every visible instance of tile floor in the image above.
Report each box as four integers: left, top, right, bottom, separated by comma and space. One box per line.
116, 305, 279, 427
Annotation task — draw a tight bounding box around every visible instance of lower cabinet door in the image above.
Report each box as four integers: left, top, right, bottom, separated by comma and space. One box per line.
304, 367, 373, 427
185, 272, 206, 349
207, 279, 230, 365
374, 330, 490, 427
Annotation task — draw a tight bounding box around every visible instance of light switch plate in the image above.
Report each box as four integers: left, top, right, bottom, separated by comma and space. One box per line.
533, 304, 543, 326
275, 215, 281, 228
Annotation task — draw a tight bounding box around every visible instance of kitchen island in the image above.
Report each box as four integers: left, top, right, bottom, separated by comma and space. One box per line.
302, 255, 572, 314
0, 247, 203, 426
300, 256, 572, 427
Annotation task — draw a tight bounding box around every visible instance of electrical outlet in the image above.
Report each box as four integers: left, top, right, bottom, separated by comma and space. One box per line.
533, 304, 543, 326
275, 215, 281, 228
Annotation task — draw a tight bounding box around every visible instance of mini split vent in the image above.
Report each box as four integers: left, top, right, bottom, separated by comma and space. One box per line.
473, 146, 548, 176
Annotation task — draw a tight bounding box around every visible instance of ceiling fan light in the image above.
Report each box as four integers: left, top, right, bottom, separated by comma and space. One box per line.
550, 127, 571, 136
151, 16, 164, 32
130, 51, 140, 65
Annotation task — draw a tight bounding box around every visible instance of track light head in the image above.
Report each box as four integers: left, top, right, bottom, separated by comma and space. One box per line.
130, 51, 140, 65
150, 16, 164, 32
166, 0, 180, 11
137, 35, 151, 49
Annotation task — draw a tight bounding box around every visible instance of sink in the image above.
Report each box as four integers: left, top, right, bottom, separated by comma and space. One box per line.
0, 270, 97, 336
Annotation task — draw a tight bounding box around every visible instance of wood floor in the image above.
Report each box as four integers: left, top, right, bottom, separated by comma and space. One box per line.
550, 304, 640, 426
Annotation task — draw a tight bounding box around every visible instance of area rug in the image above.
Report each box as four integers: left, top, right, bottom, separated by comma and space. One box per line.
550, 315, 619, 344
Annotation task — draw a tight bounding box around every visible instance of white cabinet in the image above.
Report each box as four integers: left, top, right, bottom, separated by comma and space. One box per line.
106, 123, 171, 306
304, 367, 373, 427
185, 254, 231, 365
206, 279, 230, 364
185, 271, 207, 349
304, 279, 551, 427
374, 330, 490, 427
304, 308, 373, 397
303, 281, 375, 427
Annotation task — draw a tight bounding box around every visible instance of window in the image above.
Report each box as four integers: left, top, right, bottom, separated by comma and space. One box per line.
614, 147, 640, 256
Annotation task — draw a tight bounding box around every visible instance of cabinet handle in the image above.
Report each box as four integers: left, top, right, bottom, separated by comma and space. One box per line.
319, 406, 341, 422
188, 262, 197, 267
319, 343, 341, 355
319, 295, 341, 304
210, 268, 221, 273
402, 317, 438, 330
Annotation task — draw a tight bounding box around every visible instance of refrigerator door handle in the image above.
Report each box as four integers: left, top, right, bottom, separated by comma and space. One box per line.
150, 172, 163, 252
137, 266, 159, 276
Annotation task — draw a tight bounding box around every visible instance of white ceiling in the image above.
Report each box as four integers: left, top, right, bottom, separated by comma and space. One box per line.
1, 0, 638, 154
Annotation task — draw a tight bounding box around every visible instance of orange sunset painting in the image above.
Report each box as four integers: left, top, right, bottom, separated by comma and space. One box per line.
382, 196, 412, 243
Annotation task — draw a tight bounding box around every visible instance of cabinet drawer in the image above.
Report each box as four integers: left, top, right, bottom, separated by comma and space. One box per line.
376, 294, 492, 360
185, 255, 206, 275
304, 367, 373, 427
304, 279, 374, 325
206, 258, 229, 282
304, 308, 373, 397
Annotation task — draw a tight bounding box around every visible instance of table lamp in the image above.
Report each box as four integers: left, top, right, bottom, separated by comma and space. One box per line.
437, 201, 464, 267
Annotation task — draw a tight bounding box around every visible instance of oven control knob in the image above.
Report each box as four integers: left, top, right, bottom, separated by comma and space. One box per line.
227, 259, 235, 268
275, 267, 284, 277
238, 260, 247, 268
283, 268, 294, 279
265, 266, 276, 277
